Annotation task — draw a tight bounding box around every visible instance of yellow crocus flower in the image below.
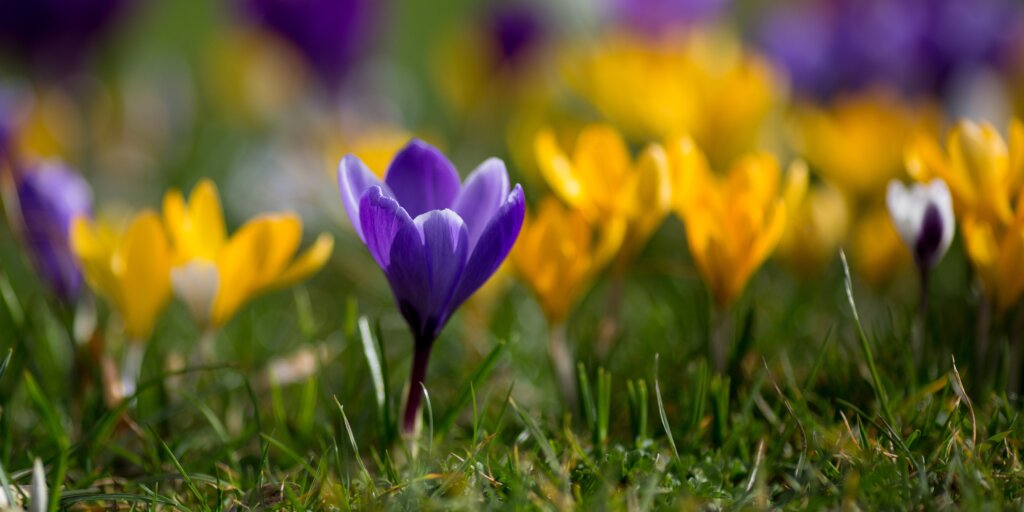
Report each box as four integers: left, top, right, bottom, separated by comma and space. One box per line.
791, 90, 940, 199
777, 164, 850, 277
906, 118, 1024, 225
669, 137, 792, 308
565, 28, 783, 167
962, 209, 1024, 313
849, 206, 910, 289
513, 197, 626, 324
162, 179, 334, 328
534, 124, 671, 257
71, 211, 173, 341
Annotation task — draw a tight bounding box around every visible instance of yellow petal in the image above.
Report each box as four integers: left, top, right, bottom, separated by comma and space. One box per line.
535, 130, 585, 210
665, 135, 711, 215
162, 189, 187, 254
211, 214, 302, 326
626, 143, 672, 248
118, 211, 172, 340
70, 215, 121, 303
187, 179, 228, 259
272, 233, 335, 289
572, 124, 633, 217
782, 160, 809, 213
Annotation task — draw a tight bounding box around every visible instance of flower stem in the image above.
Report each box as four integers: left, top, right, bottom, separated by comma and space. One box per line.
402, 342, 433, 435
975, 292, 991, 392
548, 323, 577, 408
912, 267, 929, 369
711, 308, 731, 374
121, 342, 145, 399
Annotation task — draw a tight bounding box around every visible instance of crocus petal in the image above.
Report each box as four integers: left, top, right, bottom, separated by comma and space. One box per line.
119, 211, 172, 340
412, 210, 469, 339
338, 154, 388, 241
451, 185, 525, 308
886, 180, 925, 250
187, 179, 228, 258
452, 157, 510, 249
16, 169, 91, 301
273, 233, 335, 289
384, 139, 461, 217
211, 214, 302, 326
171, 260, 219, 326
359, 186, 413, 269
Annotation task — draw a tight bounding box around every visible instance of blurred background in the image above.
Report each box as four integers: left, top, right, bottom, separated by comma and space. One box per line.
3, 0, 1024, 470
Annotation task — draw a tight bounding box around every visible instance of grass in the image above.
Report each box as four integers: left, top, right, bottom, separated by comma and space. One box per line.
2, 216, 1024, 510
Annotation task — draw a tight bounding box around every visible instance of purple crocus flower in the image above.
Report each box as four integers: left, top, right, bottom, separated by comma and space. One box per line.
611, 0, 726, 36
755, 0, 1022, 99
244, 0, 375, 89
338, 139, 525, 433
14, 161, 93, 302
0, 0, 132, 73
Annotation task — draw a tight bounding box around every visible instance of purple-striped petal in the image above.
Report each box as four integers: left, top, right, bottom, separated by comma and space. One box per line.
450, 185, 525, 308
359, 187, 411, 269
384, 139, 460, 218
340, 154, 389, 241
452, 158, 510, 250
383, 209, 469, 342
414, 210, 469, 338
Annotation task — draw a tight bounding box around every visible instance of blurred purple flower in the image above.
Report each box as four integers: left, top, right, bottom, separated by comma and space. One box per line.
756, 0, 1022, 99
0, 0, 132, 72
15, 161, 93, 302
612, 0, 726, 36
338, 139, 525, 432
244, 0, 375, 89
486, 4, 546, 71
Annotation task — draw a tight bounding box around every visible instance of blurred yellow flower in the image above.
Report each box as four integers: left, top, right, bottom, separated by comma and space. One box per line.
906, 118, 1024, 225
566, 29, 783, 167
777, 162, 850, 276
163, 179, 334, 328
71, 211, 172, 341
962, 204, 1024, 313
513, 197, 626, 324
535, 124, 671, 256
323, 127, 411, 178
849, 206, 910, 289
206, 28, 308, 126
669, 137, 792, 308
791, 90, 940, 199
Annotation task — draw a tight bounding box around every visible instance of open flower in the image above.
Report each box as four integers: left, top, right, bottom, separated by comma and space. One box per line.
338, 139, 525, 433
886, 179, 955, 272
535, 124, 671, 257
9, 160, 92, 301
163, 179, 334, 329
513, 197, 625, 325
669, 136, 793, 308
906, 119, 1024, 225
71, 210, 172, 342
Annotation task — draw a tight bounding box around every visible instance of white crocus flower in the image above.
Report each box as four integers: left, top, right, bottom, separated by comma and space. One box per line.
886, 178, 955, 271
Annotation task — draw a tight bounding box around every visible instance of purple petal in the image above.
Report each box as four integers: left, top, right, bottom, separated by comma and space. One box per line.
413, 210, 469, 338
17, 161, 92, 301
359, 186, 411, 269
452, 158, 510, 250
339, 154, 389, 241
450, 185, 525, 308
383, 210, 469, 342
384, 139, 461, 218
